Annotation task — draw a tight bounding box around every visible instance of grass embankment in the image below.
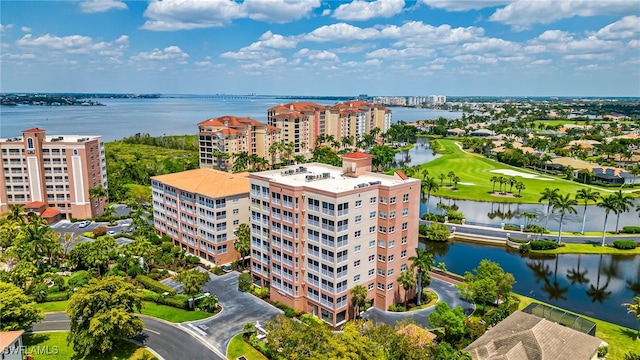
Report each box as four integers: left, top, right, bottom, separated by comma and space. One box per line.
34, 301, 212, 323
227, 334, 268, 360
419, 139, 621, 204
22, 332, 157, 360
532, 243, 640, 255
514, 294, 638, 360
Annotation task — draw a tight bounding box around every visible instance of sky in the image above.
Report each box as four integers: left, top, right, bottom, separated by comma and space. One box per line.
1, 0, 639, 97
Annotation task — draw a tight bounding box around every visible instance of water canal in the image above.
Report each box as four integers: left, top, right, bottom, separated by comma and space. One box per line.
422, 240, 640, 329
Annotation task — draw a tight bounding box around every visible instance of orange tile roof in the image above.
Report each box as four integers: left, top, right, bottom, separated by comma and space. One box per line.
395, 170, 408, 180
0, 330, 24, 351
269, 102, 326, 112
272, 111, 305, 118
197, 115, 265, 128
24, 201, 45, 208
22, 127, 46, 133
152, 169, 250, 198
217, 128, 242, 136
42, 208, 61, 218
342, 151, 373, 159
266, 126, 281, 132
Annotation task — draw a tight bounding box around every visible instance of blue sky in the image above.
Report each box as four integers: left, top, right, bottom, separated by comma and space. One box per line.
1, 0, 639, 96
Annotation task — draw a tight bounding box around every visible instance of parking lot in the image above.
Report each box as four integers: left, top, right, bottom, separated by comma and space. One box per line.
50, 204, 135, 248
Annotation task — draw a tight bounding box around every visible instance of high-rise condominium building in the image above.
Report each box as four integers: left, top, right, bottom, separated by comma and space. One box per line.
151, 169, 250, 265
198, 116, 281, 171
0, 128, 107, 222
267, 102, 325, 157
326, 101, 391, 141
249, 152, 420, 326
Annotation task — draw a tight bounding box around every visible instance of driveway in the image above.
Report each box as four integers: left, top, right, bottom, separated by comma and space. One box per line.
183, 272, 282, 355
361, 277, 474, 329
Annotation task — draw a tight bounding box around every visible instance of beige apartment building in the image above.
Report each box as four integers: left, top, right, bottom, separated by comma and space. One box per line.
198, 115, 281, 171
0, 128, 107, 222
249, 152, 420, 326
327, 101, 392, 141
151, 169, 250, 265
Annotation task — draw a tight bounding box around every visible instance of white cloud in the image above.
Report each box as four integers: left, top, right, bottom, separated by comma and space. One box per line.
563, 53, 614, 61
531, 59, 552, 65
257, 31, 298, 49
301, 23, 380, 42
0, 24, 14, 33
490, 0, 640, 29
219, 32, 294, 60
1, 52, 36, 59
294, 49, 339, 61
16, 33, 129, 56
420, 0, 512, 11
380, 22, 484, 46
366, 47, 434, 59
21, 26, 32, 33
80, 0, 128, 13
130, 46, 189, 64
333, 0, 405, 21
593, 16, 640, 40
525, 31, 622, 56
243, 0, 320, 23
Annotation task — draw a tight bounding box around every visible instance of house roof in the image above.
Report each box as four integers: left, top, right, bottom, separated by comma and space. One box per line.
22, 127, 46, 133
397, 324, 436, 347
342, 151, 373, 159
465, 311, 604, 360
42, 208, 61, 218
269, 102, 326, 112
24, 201, 45, 209
197, 115, 265, 128
0, 330, 24, 351
152, 169, 250, 198
550, 157, 627, 177
394, 170, 408, 180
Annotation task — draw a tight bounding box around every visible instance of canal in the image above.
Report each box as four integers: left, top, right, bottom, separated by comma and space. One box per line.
422, 240, 640, 329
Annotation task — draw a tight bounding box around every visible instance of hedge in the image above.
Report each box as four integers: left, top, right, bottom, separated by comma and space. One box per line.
530, 240, 558, 250
622, 226, 640, 234
45, 291, 70, 302
140, 289, 190, 310
613, 240, 638, 250
136, 274, 177, 295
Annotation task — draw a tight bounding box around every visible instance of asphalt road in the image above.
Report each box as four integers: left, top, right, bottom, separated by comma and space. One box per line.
31, 312, 224, 360
187, 272, 282, 355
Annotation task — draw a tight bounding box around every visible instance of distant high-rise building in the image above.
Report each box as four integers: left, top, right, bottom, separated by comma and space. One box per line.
427, 95, 447, 105
0, 128, 107, 222
249, 152, 420, 326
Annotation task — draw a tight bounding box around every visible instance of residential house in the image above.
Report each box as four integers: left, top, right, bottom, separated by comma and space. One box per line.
0, 330, 24, 360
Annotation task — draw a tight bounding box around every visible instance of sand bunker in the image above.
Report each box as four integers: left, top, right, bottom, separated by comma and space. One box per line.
489, 169, 553, 180
458, 182, 476, 186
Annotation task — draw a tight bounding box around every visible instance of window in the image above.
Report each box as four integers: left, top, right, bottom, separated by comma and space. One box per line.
379, 226, 386, 233
354, 230, 361, 238
369, 240, 375, 248
377, 268, 385, 276
368, 255, 375, 262
388, 254, 394, 262
390, 197, 396, 204
387, 283, 393, 290
369, 226, 376, 233
370, 197, 376, 204
402, 236, 407, 245
389, 226, 395, 234
354, 245, 361, 253
379, 211, 387, 219
27, 138, 34, 150
389, 211, 396, 219
377, 282, 384, 290
402, 222, 408, 231
389, 240, 395, 248
233, 220, 239, 225
403, 194, 409, 202
378, 240, 386, 248
355, 200, 362, 208
233, 208, 239, 215
401, 250, 407, 258
355, 215, 362, 223
387, 269, 394, 276
369, 211, 376, 219
380, 197, 387, 204
354, 260, 361, 268
400, 264, 407, 271
378, 255, 386, 262
368, 269, 375, 277
368, 283, 374, 290
354, 274, 360, 282
402, 208, 409, 217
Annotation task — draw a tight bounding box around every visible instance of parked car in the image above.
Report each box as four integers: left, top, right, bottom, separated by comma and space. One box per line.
107, 230, 117, 236
78, 220, 91, 228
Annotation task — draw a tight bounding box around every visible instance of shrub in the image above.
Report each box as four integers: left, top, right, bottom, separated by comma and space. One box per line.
503, 225, 520, 231
185, 255, 201, 264
530, 240, 558, 250
238, 273, 253, 292
597, 346, 609, 358
419, 224, 429, 236
158, 296, 190, 310
92, 226, 108, 237
300, 313, 324, 326
613, 240, 638, 250
422, 223, 451, 242
274, 302, 300, 318
44, 291, 70, 302
251, 286, 269, 299
70, 217, 78, 223
519, 244, 531, 254
136, 274, 177, 295
388, 303, 406, 312
127, 265, 145, 277
68, 270, 91, 289
622, 226, 640, 234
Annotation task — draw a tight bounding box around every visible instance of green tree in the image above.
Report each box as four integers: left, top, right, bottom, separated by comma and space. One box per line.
89, 184, 108, 206
397, 270, 417, 308
552, 193, 578, 243
232, 151, 250, 173
86, 236, 117, 275
199, 294, 219, 313
350, 284, 368, 318
5, 204, 26, 224
575, 188, 600, 235
13, 218, 61, 266
428, 302, 466, 343
538, 187, 560, 230
623, 296, 640, 339
458, 259, 514, 314
233, 223, 251, 267
238, 272, 253, 292
369, 145, 395, 171
490, 176, 499, 193
421, 177, 439, 214
0, 281, 44, 330
264, 314, 335, 360
409, 248, 434, 306
597, 194, 618, 246
438, 173, 446, 187
612, 190, 634, 233
67, 276, 143, 356
447, 171, 455, 186
175, 270, 210, 296
515, 181, 525, 197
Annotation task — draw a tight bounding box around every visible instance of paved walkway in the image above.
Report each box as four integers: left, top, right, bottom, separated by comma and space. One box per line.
361, 276, 474, 329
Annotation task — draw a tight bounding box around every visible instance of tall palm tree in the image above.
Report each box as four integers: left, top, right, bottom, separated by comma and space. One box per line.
538, 188, 560, 230
350, 284, 368, 318
490, 176, 499, 192
233, 223, 251, 268
438, 173, 446, 187
6, 204, 26, 224
622, 296, 640, 339
409, 248, 434, 306
597, 194, 618, 246
397, 270, 416, 308
447, 171, 455, 186
611, 190, 634, 233
515, 181, 525, 197
508, 176, 517, 193
421, 177, 439, 214
552, 193, 578, 243
233, 151, 250, 173
575, 189, 600, 235
498, 177, 507, 193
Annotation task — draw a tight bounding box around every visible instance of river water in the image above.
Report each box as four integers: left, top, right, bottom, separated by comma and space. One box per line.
424, 240, 640, 329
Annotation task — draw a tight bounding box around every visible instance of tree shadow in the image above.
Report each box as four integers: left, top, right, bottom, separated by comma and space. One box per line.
23, 332, 51, 346
616, 327, 639, 341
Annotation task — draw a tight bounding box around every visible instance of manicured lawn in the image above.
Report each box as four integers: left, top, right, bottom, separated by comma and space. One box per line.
33, 301, 213, 323
22, 332, 156, 360
514, 294, 638, 360
227, 333, 268, 360
532, 243, 640, 255
419, 139, 624, 204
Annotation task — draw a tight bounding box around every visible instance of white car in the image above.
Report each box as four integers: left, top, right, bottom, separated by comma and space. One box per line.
78, 220, 91, 228
107, 230, 117, 236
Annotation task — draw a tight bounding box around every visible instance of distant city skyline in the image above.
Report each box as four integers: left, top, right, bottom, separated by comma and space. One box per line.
1, 0, 639, 97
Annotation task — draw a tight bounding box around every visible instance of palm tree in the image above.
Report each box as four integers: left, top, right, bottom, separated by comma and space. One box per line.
586, 255, 612, 303
515, 181, 525, 197
498, 177, 507, 193
438, 173, 446, 187
551, 193, 577, 243
421, 177, 439, 214
566, 255, 589, 286
350, 284, 368, 318
574, 189, 600, 235
508, 176, 517, 193
611, 190, 634, 233
6, 204, 26, 224
452, 176, 460, 189
490, 176, 499, 193
233, 151, 250, 173
409, 248, 434, 306
200, 294, 219, 313
538, 188, 560, 230
397, 270, 416, 308
597, 194, 618, 246
623, 296, 640, 339
447, 171, 455, 186
233, 223, 251, 268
